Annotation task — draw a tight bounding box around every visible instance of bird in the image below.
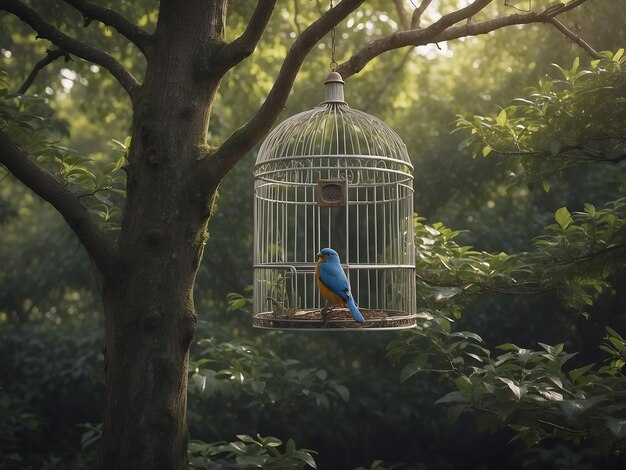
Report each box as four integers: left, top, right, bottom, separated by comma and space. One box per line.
315, 247, 365, 323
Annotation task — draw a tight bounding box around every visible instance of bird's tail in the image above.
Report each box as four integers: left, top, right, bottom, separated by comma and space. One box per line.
346, 297, 365, 323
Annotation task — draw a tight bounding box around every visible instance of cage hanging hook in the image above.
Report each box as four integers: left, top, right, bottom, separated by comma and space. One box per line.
329, 0, 338, 71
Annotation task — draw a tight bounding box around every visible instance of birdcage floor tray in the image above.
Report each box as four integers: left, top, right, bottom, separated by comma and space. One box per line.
252, 308, 417, 331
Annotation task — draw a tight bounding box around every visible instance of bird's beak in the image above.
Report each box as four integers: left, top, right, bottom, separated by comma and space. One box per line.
316, 252, 324, 262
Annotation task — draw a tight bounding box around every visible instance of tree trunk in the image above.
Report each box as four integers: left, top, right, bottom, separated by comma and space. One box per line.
99, 3, 224, 468
99, 97, 215, 470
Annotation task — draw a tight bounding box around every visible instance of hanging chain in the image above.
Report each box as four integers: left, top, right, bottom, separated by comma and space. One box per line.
329, 0, 337, 71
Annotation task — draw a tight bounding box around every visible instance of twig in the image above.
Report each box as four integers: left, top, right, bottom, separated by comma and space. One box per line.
16, 49, 70, 94
547, 17, 602, 59
411, 0, 433, 29
392, 0, 410, 30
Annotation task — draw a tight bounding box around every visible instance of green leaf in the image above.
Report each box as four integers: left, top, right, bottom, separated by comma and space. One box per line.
498, 377, 523, 400
93, 192, 113, 207
258, 435, 282, 447
608, 336, 626, 353
482, 145, 492, 157
435, 390, 470, 404
496, 343, 520, 352
454, 376, 473, 392
570, 56, 580, 75
292, 450, 317, 468
555, 207, 573, 229
538, 390, 563, 402
236, 434, 259, 444
606, 326, 624, 341
191, 373, 206, 393
333, 384, 350, 401
285, 439, 296, 456
599, 344, 616, 355
568, 363, 595, 382
450, 331, 484, 343
496, 109, 507, 126
400, 363, 422, 383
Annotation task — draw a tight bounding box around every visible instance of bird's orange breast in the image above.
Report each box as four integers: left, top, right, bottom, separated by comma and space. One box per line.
315, 262, 346, 307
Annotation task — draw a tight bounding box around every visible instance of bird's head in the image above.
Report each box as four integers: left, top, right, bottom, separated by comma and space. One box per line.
316, 247, 339, 263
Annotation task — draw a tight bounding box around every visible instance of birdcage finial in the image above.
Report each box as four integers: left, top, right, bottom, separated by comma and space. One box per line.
324, 71, 346, 104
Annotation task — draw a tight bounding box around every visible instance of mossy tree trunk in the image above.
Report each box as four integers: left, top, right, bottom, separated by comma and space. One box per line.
98, 3, 224, 468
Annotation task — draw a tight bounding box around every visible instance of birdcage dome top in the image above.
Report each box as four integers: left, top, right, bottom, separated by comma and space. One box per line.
254, 73, 413, 174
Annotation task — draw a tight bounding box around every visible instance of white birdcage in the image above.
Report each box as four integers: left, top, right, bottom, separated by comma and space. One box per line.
253, 72, 416, 330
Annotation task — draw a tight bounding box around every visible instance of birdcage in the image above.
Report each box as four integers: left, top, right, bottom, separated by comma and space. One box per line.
252, 72, 416, 330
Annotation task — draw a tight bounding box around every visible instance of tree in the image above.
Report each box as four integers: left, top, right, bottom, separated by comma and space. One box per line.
0, 1, 602, 468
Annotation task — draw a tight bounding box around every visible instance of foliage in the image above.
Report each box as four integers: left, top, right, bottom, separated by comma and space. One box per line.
393, 53, 626, 465
0, 330, 103, 462
188, 434, 316, 469
0, 388, 44, 469
388, 316, 626, 454
0, 68, 126, 231
415, 196, 626, 316
456, 51, 626, 190
0, 320, 104, 469
188, 337, 350, 413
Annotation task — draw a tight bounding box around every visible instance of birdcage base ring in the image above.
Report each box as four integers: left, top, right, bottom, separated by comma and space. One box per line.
252, 309, 417, 331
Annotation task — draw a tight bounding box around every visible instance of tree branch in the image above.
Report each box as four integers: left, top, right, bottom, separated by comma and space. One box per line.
16, 48, 70, 94
337, 0, 494, 77
363, 48, 414, 112
392, 0, 410, 30
545, 0, 590, 16
411, 0, 433, 29
0, 0, 140, 96
60, 0, 152, 55
206, 0, 365, 182
0, 130, 118, 280
217, 0, 277, 72
336, 0, 595, 79
547, 17, 602, 59
293, 0, 302, 34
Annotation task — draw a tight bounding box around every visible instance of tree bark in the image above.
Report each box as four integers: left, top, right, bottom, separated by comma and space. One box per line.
98, 2, 223, 468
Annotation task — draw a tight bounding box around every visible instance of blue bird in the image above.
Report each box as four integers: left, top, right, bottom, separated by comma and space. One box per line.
315, 248, 365, 323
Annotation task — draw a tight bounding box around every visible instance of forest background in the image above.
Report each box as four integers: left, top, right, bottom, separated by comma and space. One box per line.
1, 0, 626, 469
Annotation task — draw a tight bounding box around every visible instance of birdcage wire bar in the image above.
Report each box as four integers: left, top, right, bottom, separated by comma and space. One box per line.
253, 74, 416, 330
